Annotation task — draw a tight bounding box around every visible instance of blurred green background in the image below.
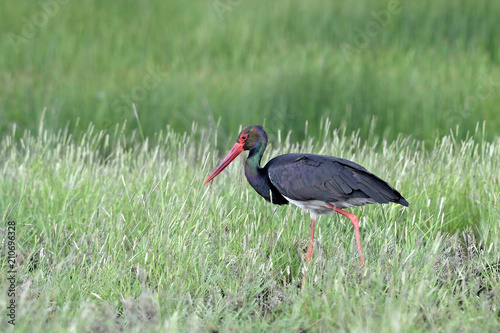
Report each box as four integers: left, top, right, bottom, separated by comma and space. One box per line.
1, 0, 499, 144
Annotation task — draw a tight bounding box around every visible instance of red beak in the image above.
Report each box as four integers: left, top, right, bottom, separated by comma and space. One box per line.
204, 142, 245, 184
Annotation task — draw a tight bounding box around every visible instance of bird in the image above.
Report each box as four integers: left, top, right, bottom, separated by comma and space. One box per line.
204, 125, 408, 281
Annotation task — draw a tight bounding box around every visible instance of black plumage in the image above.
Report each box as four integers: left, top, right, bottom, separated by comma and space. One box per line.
266, 154, 409, 208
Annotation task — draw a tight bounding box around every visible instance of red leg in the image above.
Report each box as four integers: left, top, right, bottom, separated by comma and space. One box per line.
303, 216, 316, 282
305, 217, 316, 263
327, 204, 365, 265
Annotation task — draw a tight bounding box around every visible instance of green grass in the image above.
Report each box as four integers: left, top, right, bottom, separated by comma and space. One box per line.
1, 0, 500, 329
1, 0, 500, 144
1, 121, 499, 331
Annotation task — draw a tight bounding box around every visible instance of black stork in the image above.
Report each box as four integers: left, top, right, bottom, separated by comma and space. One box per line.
205, 125, 408, 279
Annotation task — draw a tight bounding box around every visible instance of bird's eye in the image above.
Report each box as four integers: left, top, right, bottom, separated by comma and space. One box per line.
240, 135, 247, 141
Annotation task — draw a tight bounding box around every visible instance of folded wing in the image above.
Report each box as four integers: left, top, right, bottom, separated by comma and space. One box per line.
266, 154, 408, 207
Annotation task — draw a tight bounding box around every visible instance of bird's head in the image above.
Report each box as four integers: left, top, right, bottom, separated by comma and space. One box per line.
237, 125, 267, 151
204, 125, 267, 184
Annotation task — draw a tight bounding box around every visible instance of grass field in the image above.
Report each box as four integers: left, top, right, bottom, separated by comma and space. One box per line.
2, 0, 500, 331
1, 121, 499, 331
1, 0, 499, 144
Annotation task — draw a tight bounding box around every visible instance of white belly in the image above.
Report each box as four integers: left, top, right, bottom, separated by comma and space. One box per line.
283, 196, 376, 219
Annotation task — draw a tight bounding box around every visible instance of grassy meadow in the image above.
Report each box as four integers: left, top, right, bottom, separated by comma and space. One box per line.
1, 120, 500, 332
1, 0, 500, 331
1, 0, 500, 143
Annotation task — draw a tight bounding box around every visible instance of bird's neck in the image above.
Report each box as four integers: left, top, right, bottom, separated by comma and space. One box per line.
243, 135, 287, 205
245, 141, 265, 177
245, 137, 267, 187
244, 140, 273, 202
